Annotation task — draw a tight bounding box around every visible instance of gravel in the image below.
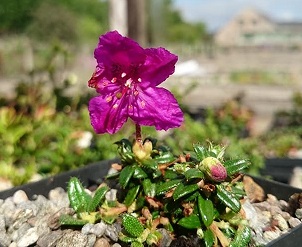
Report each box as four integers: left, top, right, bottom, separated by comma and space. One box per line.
0, 187, 301, 247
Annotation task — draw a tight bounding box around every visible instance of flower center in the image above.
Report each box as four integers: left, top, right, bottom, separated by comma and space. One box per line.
112, 72, 141, 98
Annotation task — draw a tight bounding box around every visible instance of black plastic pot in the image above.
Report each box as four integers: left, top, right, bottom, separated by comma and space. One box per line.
261, 158, 302, 184
0, 159, 302, 247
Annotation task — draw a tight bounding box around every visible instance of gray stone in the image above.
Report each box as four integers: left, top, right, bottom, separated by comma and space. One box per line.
0, 214, 6, 230
273, 214, 288, 231
281, 211, 291, 221
8, 209, 34, 233
253, 201, 271, 211
266, 194, 278, 204
288, 217, 301, 228
158, 228, 173, 247
82, 222, 107, 237
48, 207, 74, 230
93, 238, 110, 247
279, 200, 288, 210
36, 230, 63, 247
269, 205, 282, 215
105, 189, 117, 202
105, 223, 120, 242
56, 230, 88, 247
1, 198, 16, 226
263, 229, 281, 242
0, 231, 11, 247
111, 244, 122, 247
86, 234, 96, 247
295, 208, 302, 219
12, 190, 28, 205
9, 222, 31, 242
48, 187, 69, 208
16, 227, 39, 247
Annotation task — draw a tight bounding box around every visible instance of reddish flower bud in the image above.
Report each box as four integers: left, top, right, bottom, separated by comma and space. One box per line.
200, 157, 227, 182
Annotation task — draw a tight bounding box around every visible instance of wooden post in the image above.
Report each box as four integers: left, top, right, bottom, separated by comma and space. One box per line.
109, 0, 128, 36
127, 0, 147, 45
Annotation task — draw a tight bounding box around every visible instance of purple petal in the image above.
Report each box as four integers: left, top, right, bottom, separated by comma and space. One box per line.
94, 31, 146, 70
129, 87, 184, 130
140, 48, 178, 88
88, 96, 128, 134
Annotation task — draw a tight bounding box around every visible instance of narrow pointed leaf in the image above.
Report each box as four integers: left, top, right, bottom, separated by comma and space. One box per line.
119, 165, 135, 188
197, 195, 214, 227
142, 159, 158, 170
216, 184, 241, 213
142, 179, 156, 197
230, 226, 252, 247
173, 183, 199, 201
193, 144, 208, 161
154, 152, 175, 164
67, 177, 92, 213
178, 214, 201, 229
59, 214, 88, 226
156, 179, 182, 196
133, 166, 148, 179
184, 168, 204, 180
87, 185, 109, 212
204, 228, 215, 247
124, 185, 141, 207
224, 159, 250, 175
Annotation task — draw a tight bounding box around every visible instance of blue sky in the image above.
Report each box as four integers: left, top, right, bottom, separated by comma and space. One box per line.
174, 0, 302, 31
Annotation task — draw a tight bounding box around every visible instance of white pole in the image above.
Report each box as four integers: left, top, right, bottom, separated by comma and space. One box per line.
109, 0, 128, 36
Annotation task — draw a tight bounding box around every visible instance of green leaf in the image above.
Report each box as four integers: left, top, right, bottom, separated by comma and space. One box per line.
197, 195, 214, 227
122, 214, 144, 238
67, 177, 92, 213
59, 214, 88, 226
142, 179, 156, 197
216, 185, 241, 213
178, 214, 201, 229
204, 228, 215, 247
142, 159, 158, 170
184, 168, 204, 180
87, 186, 109, 212
164, 169, 179, 179
193, 144, 208, 161
133, 166, 148, 179
131, 242, 144, 247
224, 159, 250, 175
124, 185, 141, 207
119, 165, 135, 188
173, 183, 199, 201
115, 138, 135, 163
154, 151, 175, 164
156, 179, 182, 196
230, 226, 252, 247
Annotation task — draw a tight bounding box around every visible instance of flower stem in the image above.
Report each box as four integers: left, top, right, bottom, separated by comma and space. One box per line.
135, 124, 142, 143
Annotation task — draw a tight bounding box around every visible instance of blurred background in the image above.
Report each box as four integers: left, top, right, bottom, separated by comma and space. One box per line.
1, 0, 302, 188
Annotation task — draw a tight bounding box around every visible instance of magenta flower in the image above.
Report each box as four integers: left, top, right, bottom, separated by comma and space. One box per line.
88, 31, 183, 134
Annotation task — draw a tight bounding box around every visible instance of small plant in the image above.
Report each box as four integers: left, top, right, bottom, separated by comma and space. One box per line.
62, 31, 252, 246
59, 177, 109, 225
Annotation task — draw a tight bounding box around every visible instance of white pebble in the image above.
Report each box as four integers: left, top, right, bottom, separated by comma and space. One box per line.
273, 214, 288, 231
13, 190, 28, 205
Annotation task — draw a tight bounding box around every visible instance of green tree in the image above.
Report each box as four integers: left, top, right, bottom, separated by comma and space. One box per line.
0, 0, 40, 33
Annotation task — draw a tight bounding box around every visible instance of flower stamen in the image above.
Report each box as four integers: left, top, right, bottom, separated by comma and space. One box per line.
116, 92, 122, 99
125, 78, 133, 88
106, 96, 113, 102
